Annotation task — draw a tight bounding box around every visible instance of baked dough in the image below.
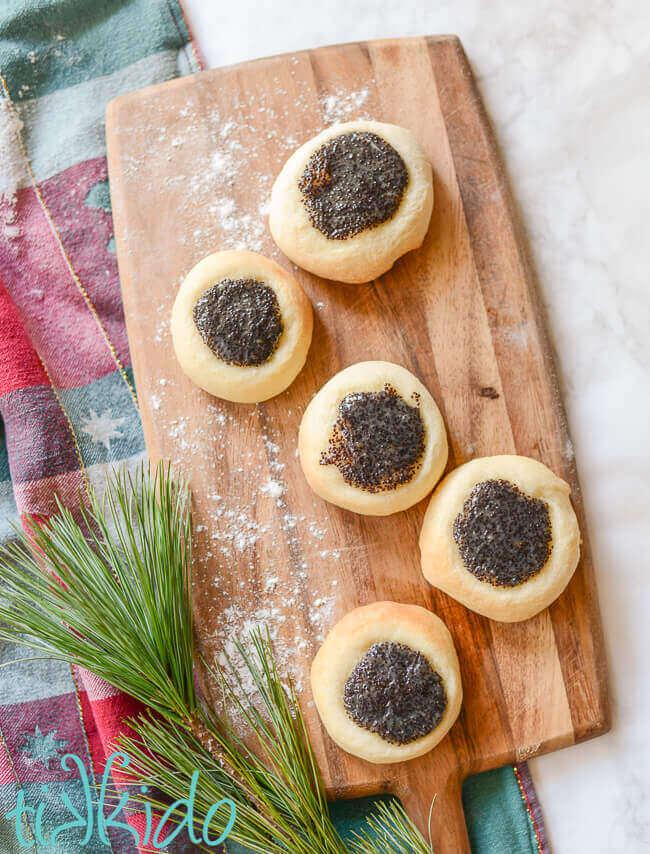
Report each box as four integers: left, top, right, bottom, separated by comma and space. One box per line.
420, 455, 581, 622
269, 121, 434, 284
171, 250, 313, 403
311, 601, 462, 764
298, 361, 448, 516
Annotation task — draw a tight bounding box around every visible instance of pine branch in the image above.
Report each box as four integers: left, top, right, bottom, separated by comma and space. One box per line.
348, 800, 435, 854
0, 462, 434, 854
119, 629, 347, 854
0, 463, 196, 723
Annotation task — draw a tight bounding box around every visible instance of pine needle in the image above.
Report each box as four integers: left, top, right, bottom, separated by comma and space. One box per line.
0, 463, 435, 854
0, 463, 196, 723
348, 799, 435, 854
119, 629, 347, 853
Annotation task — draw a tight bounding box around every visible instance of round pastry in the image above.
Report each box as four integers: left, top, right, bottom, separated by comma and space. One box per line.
311, 601, 462, 764
298, 361, 448, 516
269, 120, 434, 284
419, 455, 581, 623
171, 250, 313, 403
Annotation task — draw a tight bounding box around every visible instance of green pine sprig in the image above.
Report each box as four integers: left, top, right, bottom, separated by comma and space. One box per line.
119, 630, 348, 853
0, 463, 196, 724
349, 799, 435, 854
0, 462, 433, 853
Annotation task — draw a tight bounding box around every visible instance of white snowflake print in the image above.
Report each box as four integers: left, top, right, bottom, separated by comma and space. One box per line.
20, 725, 68, 770
80, 408, 125, 450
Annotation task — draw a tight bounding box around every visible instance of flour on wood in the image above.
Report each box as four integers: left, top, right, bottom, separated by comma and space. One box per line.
112, 78, 384, 713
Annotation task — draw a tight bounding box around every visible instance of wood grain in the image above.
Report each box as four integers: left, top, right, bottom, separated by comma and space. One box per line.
106, 35, 609, 853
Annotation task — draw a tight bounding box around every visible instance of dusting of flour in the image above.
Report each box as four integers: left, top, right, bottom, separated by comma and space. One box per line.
321, 87, 371, 124
112, 74, 377, 713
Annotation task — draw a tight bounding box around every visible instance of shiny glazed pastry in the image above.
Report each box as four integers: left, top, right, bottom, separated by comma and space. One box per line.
269, 121, 434, 283
419, 455, 581, 622
171, 250, 313, 403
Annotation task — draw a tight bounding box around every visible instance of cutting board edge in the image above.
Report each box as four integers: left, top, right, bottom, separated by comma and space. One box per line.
105, 34, 463, 119
427, 34, 611, 738
105, 28, 612, 759
104, 36, 612, 847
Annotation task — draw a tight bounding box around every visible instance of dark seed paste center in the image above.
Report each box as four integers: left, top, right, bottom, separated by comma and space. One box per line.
298, 131, 409, 240
452, 479, 553, 587
192, 277, 283, 367
320, 384, 425, 492
343, 641, 447, 745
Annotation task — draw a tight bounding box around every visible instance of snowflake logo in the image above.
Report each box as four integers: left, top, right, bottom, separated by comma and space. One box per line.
80, 408, 125, 450
20, 725, 68, 770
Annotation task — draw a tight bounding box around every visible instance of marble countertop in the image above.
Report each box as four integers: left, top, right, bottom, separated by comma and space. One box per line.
181, 1, 650, 850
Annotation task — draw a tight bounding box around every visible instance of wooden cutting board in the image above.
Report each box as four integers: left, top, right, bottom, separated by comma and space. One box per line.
106, 35, 609, 853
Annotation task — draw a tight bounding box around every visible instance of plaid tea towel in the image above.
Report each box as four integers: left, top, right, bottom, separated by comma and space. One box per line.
0, 1, 549, 851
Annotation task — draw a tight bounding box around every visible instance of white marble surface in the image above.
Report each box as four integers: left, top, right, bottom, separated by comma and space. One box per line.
181, 1, 650, 850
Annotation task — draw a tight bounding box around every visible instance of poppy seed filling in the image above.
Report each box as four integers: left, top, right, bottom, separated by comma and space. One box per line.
453, 479, 553, 587
298, 131, 409, 240
192, 277, 283, 367
320, 384, 425, 492
343, 642, 447, 745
